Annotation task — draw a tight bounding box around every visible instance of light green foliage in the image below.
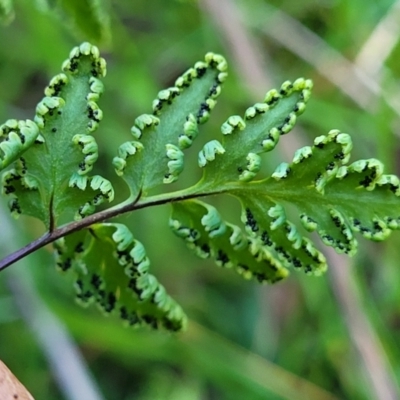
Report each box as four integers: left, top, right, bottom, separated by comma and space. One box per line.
16, 0, 111, 43
56, 0, 111, 44
0, 0, 14, 25
2, 43, 400, 332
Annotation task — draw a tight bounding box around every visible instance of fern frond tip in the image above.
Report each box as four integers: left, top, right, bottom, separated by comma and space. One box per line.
0, 119, 39, 170
62, 42, 106, 77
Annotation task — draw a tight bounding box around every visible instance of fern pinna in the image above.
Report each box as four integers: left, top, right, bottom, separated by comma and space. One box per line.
1, 43, 399, 331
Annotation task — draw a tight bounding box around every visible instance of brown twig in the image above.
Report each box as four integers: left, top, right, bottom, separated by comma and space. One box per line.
0, 187, 218, 272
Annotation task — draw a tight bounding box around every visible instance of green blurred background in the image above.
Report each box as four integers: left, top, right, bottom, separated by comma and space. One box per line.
1, 0, 400, 399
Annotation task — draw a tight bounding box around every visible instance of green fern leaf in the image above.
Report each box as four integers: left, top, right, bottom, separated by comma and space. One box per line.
169, 82, 400, 280
1, 42, 114, 228
238, 129, 400, 267
3, 43, 400, 331
170, 200, 288, 283
198, 78, 312, 187
113, 53, 227, 199
54, 223, 187, 331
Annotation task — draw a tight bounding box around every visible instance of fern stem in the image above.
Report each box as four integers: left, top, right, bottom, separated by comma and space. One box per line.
0, 187, 221, 272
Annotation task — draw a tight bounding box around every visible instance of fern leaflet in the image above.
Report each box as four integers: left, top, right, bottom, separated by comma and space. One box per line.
2, 42, 400, 331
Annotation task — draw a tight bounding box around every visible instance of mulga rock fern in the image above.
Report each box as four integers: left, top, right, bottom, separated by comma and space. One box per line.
1, 42, 400, 332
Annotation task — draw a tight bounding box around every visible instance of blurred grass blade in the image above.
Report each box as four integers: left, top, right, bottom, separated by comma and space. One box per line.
57, 0, 111, 45
182, 322, 340, 400
51, 301, 340, 400
0, 0, 14, 25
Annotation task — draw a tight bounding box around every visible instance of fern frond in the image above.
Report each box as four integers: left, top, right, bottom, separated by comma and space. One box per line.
2, 43, 400, 332
1, 42, 114, 228
170, 200, 288, 283
198, 78, 312, 186
113, 53, 227, 198
167, 77, 400, 281
54, 223, 187, 331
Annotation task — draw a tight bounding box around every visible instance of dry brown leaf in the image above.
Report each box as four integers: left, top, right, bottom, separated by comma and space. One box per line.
0, 360, 34, 400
